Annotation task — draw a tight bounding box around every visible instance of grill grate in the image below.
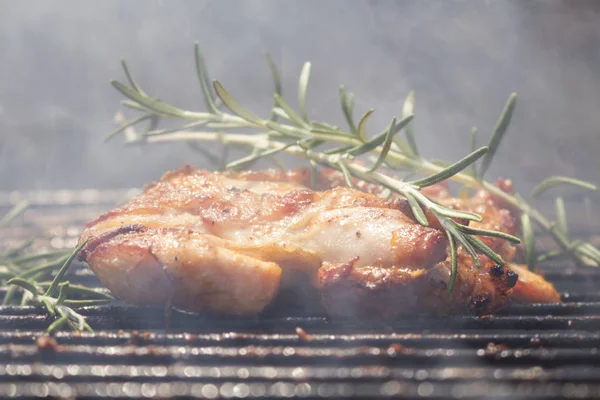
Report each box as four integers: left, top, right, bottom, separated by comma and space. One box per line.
0, 191, 600, 399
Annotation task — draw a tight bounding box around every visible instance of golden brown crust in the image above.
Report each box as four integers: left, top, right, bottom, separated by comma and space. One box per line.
508, 263, 561, 304
83, 227, 282, 315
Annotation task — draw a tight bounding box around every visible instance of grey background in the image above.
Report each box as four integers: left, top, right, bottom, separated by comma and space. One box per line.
0, 0, 599, 197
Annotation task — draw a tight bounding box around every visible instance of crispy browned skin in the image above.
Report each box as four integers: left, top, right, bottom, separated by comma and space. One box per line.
78, 166, 559, 317
79, 166, 446, 316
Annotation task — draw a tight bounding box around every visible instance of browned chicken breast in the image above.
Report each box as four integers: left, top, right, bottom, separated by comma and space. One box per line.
78, 166, 559, 318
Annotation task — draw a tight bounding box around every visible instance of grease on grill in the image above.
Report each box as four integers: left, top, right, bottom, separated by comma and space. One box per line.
36, 336, 60, 352
295, 327, 314, 342
484, 342, 509, 355
387, 343, 416, 355
127, 330, 154, 346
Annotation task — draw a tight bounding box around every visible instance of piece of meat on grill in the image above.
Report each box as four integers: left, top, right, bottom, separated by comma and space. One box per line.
317, 175, 560, 317
77, 166, 559, 318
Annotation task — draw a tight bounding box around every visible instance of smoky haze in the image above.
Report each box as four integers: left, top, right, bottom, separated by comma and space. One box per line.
0, 0, 599, 196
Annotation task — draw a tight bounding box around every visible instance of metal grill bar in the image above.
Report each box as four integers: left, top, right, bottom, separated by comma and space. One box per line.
0, 330, 599, 347
0, 380, 599, 399
3, 306, 600, 331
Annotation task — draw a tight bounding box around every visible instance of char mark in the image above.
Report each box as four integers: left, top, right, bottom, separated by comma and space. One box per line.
78, 224, 148, 262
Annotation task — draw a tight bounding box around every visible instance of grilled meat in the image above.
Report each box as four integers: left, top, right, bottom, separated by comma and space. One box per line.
78, 166, 559, 317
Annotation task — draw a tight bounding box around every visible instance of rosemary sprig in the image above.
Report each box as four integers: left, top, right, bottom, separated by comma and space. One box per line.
0, 203, 115, 332
3, 239, 114, 333
105, 43, 600, 291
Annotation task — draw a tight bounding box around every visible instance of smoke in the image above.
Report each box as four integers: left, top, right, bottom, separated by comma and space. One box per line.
0, 0, 599, 194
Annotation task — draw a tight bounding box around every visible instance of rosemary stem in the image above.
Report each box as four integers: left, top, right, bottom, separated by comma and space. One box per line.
141, 131, 271, 147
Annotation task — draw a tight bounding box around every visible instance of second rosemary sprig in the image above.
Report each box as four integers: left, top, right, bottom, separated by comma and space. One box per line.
0, 203, 115, 332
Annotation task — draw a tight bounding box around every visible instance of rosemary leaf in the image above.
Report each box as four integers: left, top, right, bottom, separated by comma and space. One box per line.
555, 197, 569, 238
338, 161, 355, 188
357, 109, 375, 141
309, 129, 361, 146
299, 138, 325, 150
576, 243, 600, 263
581, 243, 600, 260
536, 250, 563, 264
0, 201, 29, 229
2, 239, 34, 259
405, 193, 429, 226
12, 251, 68, 266
41, 298, 56, 316
0, 271, 14, 280
105, 114, 153, 142
430, 159, 451, 168
56, 282, 70, 305
521, 213, 536, 269
44, 240, 88, 298
47, 315, 69, 334
339, 86, 357, 135
311, 121, 340, 132
402, 91, 418, 156
298, 62, 311, 122
274, 94, 307, 127
120, 59, 147, 95
445, 221, 481, 269
267, 121, 309, 139
2, 285, 18, 306
226, 144, 292, 170
370, 117, 398, 172
456, 225, 521, 244
6, 278, 39, 295
265, 52, 282, 122
348, 93, 355, 117
146, 121, 208, 137
194, 42, 219, 114
271, 107, 292, 122
446, 231, 458, 294
479, 93, 517, 178
112, 80, 215, 120
349, 114, 414, 156
465, 235, 505, 265
391, 137, 416, 158
213, 81, 264, 126
121, 99, 149, 113
410, 147, 488, 188
431, 206, 483, 223
470, 127, 478, 177
531, 176, 597, 198
324, 145, 355, 155
38, 282, 114, 300
2, 262, 20, 276
15, 255, 69, 280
